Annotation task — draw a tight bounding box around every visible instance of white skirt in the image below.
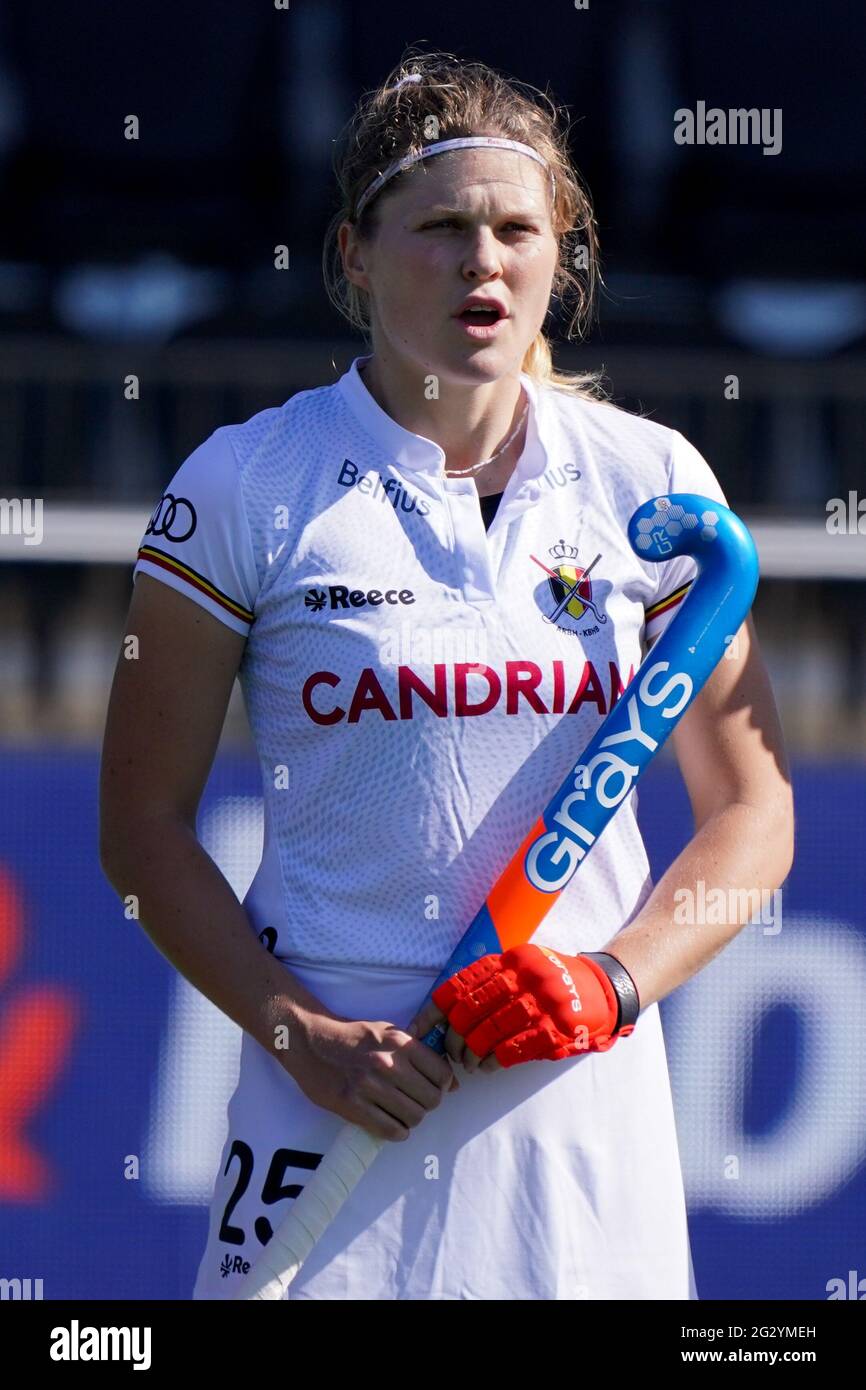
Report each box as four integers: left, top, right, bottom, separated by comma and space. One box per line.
193, 957, 697, 1300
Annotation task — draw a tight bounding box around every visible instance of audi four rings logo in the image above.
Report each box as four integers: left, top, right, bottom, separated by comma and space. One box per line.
145, 492, 197, 543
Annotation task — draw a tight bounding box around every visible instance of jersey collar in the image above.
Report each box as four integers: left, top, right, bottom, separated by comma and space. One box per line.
338, 352, 549, 482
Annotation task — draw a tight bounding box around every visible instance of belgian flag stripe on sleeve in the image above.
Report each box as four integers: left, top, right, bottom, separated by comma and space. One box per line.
137, 545, 255, 625
644, 580, 692, 626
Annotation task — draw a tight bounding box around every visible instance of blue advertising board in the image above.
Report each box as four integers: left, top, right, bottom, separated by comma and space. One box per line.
0, 749, 863, 1300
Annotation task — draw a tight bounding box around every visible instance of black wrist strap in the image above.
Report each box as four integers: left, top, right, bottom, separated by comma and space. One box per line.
581, 952, 641, 1035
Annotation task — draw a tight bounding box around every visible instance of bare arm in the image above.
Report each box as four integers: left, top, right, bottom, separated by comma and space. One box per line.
602, 614, 795, 1006
99, 574, 456, 1139
407, 615, 794, 1070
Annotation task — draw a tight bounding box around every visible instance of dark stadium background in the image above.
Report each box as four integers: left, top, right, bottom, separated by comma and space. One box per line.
0, 0, 863, 1301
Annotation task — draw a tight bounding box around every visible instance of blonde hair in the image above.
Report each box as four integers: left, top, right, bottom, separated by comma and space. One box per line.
322, 46, 609, 402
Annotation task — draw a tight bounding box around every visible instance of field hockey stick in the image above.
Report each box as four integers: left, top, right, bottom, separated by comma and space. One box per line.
236, 492, 759, 1300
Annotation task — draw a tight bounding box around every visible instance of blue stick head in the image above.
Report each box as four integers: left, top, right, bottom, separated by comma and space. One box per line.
628, 492, 759, 695
628, 493, 759, 604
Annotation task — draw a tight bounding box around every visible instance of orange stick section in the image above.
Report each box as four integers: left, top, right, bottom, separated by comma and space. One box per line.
485, 815, 557, 952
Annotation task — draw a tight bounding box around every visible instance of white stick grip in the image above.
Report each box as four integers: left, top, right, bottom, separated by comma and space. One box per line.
238, 1123, 384, 1300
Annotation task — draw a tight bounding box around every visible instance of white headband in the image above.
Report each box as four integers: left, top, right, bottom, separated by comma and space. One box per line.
355, 134, 557, 220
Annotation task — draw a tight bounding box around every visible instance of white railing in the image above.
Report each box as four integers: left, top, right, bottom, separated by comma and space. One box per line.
1, 505, 863, 578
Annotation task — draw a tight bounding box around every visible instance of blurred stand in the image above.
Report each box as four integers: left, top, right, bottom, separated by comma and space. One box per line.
0, 0, 863, 754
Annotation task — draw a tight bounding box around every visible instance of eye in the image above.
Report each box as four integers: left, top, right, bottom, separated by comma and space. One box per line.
421, 219, 537, 233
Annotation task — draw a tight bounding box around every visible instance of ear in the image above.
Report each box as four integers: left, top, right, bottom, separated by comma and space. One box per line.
339, 220, 372, 293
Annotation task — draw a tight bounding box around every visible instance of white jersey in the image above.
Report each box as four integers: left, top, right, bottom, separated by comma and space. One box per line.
134, 354, 727, 1300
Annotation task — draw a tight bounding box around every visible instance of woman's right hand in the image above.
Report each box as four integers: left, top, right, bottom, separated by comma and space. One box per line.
289, 1012, 460, 1142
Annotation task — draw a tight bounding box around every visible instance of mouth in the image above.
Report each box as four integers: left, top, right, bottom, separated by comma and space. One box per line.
457, 306, 503, 325
453, 299, 509, 339
454, 299, 507, 326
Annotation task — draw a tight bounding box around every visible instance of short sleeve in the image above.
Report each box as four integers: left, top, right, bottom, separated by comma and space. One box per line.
133, 428, 259, 637
643, 431, 730, 646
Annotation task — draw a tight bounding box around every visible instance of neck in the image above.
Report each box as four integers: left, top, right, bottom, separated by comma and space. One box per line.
359, 353, 527, 477
453, 423, 527, 496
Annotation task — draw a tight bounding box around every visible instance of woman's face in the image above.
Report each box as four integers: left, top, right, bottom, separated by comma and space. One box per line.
340, 146, 559, 387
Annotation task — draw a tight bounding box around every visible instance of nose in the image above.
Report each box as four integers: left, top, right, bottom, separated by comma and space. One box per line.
460, 227, 503, 281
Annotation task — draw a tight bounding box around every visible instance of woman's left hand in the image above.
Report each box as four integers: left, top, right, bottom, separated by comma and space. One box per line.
407, 944, 622, 1071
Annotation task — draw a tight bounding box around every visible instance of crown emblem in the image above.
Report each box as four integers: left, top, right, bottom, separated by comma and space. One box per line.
549, 538, 579, 561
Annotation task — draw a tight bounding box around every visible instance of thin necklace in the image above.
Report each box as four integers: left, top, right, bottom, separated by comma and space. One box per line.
445, 399, 530, 477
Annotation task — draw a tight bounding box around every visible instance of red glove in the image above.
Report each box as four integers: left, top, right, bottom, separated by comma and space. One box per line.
432, 944, 638, 1068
